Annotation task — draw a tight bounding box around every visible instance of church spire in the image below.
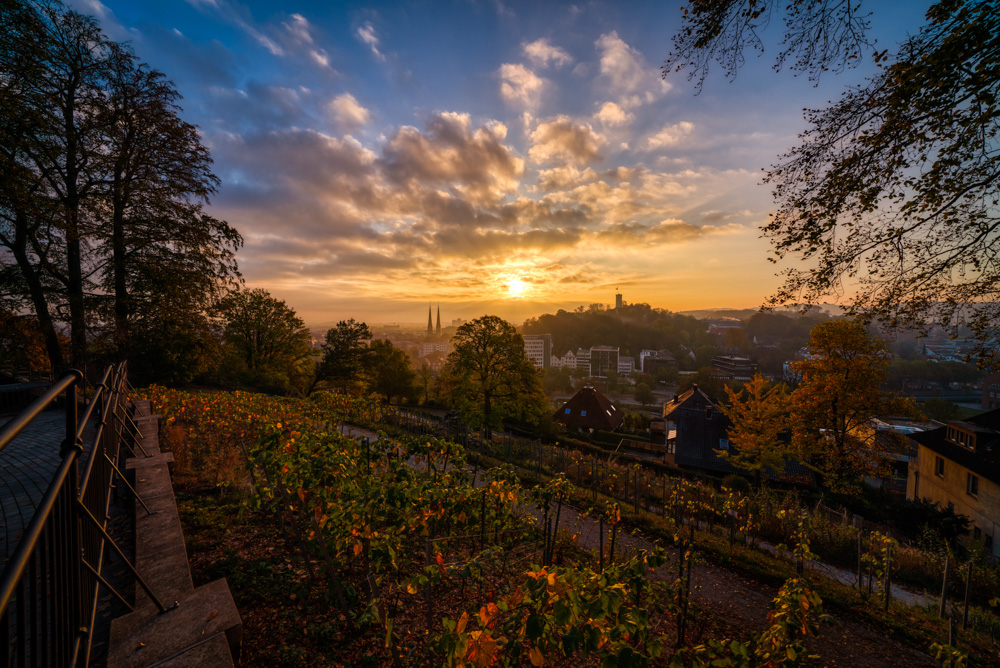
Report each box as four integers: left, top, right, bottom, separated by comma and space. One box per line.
436, 304, 441, 336
427, 304, 433, 337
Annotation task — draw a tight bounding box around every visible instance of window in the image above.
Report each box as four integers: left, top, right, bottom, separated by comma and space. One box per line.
580, 410, 587, 416
564, 408, 571, 414
967, 473, 979, 497
974, 527, 982, 540
719, 438, 730, 451
935, 457, 945, 477
986, 534, 994, 551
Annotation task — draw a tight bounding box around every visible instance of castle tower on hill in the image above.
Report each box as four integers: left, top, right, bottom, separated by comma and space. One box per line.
436, 304, 441, 336
427, 304, 433, 337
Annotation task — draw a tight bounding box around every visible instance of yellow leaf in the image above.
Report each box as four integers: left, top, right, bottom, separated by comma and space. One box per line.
406, 583, 417, 595
529, 646, 545, 666
457, 611, 469, 634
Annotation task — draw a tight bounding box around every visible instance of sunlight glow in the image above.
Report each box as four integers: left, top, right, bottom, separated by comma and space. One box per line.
506, 277, 529, 297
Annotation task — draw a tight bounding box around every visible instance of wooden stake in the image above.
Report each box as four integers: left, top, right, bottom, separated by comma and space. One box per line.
940, 553, 951, 619
963, 561, 973, 630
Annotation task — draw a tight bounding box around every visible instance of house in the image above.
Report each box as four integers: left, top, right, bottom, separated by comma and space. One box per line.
553, 385, 624, 432
907, 409, 1000, 557
662, 385, 736, 474
663, 385, 814, 483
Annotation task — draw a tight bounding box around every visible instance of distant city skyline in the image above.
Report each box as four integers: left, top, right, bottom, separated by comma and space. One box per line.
72, 0, 930, 324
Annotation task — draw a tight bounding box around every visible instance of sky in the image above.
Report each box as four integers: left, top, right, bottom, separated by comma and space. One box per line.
69, 0, 930, 326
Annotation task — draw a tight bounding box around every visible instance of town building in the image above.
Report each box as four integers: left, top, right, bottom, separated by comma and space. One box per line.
523, 334, 552, 369
552, 350, 577, 369
640, 349, 677, 375
419, 341, 450, 357
983, 373, 1000, 411
907, 410, 1000, 557
575, 348, 591, 376
711, 355, 758, 381
589, 346, 619, 378
553, 385, 624, 431
618, 356, 635, 375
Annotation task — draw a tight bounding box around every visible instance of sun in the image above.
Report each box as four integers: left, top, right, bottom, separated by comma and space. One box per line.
506, 277, 529, 297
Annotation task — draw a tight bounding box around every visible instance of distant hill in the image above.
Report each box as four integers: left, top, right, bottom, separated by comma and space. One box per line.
676, 304, 844, 321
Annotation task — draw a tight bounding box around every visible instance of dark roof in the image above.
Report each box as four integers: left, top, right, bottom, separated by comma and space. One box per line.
554, 386, 624, 430
662, 385, 717, 419
910, 409, 1000, 486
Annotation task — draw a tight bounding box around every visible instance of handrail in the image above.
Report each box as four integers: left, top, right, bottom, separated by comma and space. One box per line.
0, 369, 82, 455
0, 362, 169, 668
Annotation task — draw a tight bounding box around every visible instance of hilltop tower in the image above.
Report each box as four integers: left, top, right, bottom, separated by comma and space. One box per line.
435, 304, 441, 336
427, 304, 433, 337
615, 292, 623, 311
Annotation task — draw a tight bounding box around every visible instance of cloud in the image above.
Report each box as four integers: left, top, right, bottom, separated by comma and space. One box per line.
595, 31, 670, 105
328, 93, 372, 129
535, 165, 598, 191
498, 63, 547, 109
356, 21, 385, 61
595, 101, 633, 127
647, 121, 695, 150
281, 13, 331, 68
523, 38, 572, 68
528, 116, 605, 165
380, 112, 524, 204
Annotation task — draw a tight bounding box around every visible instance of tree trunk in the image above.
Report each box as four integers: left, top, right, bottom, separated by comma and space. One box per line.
11, 212, 64, 372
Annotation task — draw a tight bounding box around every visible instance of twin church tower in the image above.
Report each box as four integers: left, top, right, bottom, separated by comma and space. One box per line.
426, 304, 441, 337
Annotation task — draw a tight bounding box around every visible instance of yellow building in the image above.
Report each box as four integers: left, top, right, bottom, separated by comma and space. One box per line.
907, 410, 1000, 558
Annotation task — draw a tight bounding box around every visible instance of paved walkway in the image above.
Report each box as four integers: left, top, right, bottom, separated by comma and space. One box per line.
0, 410, 93, 562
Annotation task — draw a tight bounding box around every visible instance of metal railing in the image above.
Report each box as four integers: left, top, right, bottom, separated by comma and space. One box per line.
0, 364, 171, 668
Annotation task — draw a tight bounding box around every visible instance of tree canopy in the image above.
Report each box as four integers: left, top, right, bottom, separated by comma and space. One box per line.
310, 318, 373, 394
217, 288, 311, 392
718, 374, 792, 482
0, 0, 240, 372
790, 319, 915, 492
666, 0, 1000, 367
440, 315, 547, 435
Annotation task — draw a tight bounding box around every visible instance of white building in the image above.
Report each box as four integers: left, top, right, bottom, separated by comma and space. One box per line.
523, 334, 552, 369
419, 341, 450, 357
618, 356, 635, 375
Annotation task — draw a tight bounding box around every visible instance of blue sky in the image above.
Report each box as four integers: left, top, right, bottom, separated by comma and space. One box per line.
69, 0, 931, 325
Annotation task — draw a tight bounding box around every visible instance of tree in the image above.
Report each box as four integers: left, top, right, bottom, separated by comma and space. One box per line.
0, 0, 240, 371
309, 318, 372, 394
439, 315, 547, 436
634, 382, 656, 407
217, 288, 311, 391
717, 374, 792, 483
666, 1, 1000, 367
97, 47, 240, 361
0, 310, 58, 373
416, 362, 435, 404
365, 339, 415, 403
790, 319, 915, 492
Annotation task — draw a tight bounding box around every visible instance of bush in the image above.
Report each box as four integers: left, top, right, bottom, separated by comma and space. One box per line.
722, 474, 751, 496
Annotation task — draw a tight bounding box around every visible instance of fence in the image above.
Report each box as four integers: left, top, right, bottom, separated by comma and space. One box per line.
0, 364, 170, 668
